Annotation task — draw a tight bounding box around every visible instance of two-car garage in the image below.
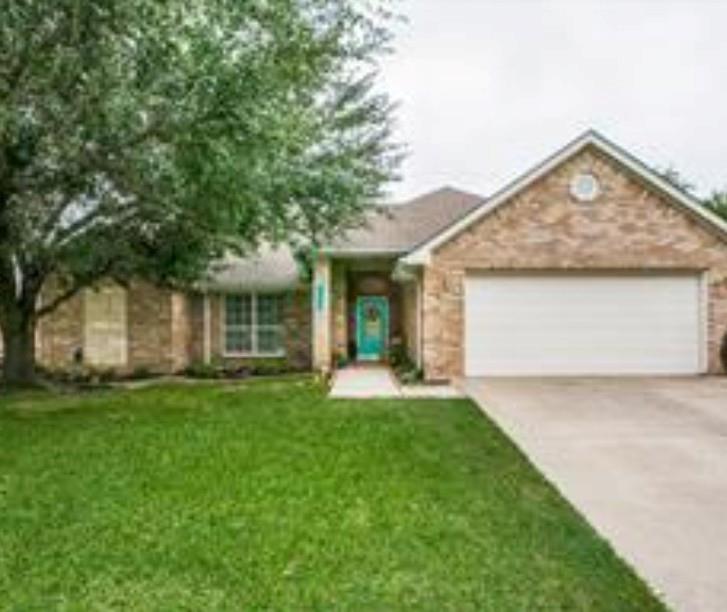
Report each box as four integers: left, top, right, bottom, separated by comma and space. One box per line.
464, 272, 705, 376
402, 132, 727, 380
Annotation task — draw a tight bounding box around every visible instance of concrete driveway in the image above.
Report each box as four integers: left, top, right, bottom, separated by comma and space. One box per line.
462, 377, 727, 612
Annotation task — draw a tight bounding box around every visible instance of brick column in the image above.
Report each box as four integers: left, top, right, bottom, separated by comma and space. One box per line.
312, 255, 332, 371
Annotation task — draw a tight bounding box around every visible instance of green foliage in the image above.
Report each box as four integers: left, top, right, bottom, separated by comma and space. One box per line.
36, 364, 156, 387
183, 360, 224, 380
247, 357, 291, 376
657, 168, 727, 222
705, 190, 727, 221
387, 341, 409, 368
184, 357, 299, 379
657, 166, 696, 194
388, 340, 422, 384
0, 0, 400, 382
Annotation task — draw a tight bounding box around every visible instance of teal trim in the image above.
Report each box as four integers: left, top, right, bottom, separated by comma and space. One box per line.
355, 296, 389, 361
316, 283, 325, 312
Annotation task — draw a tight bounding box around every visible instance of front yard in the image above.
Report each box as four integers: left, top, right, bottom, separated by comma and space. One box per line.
0, 378, 663, 610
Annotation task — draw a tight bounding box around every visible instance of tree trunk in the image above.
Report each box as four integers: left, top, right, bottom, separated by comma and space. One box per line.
1, 308, 37, 387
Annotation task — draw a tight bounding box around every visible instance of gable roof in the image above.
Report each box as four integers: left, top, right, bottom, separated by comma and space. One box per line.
201, 244, 301, 292
322, 187, 484, 256
200, 188, 484, 291
402, 130, 727, 265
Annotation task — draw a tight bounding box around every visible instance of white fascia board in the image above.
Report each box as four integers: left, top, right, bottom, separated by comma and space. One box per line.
402, 130, 727, 266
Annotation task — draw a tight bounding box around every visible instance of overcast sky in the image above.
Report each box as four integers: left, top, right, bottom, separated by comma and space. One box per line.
379, 0, 727, 201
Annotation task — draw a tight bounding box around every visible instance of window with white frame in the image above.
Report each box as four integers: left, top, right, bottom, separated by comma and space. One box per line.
224, 293, 285, 356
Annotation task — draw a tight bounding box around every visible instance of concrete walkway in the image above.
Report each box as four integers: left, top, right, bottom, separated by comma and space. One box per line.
329, 365, 464, 399
329, 365, 400, 398
464, 377, 727, 612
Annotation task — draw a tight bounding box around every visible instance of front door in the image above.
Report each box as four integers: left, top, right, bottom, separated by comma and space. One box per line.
356, 296, 389, 361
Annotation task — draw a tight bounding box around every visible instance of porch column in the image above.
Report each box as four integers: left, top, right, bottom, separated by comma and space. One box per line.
332, 263, 348, 359
312, 254, 333, 371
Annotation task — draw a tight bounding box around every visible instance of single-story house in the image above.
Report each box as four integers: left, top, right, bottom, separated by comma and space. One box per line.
14, 131, 727, 379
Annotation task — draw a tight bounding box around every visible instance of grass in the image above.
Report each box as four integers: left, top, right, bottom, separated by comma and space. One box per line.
0, 378, 664, 611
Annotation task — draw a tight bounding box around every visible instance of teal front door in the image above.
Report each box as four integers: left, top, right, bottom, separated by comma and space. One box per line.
356, 296, 389, 361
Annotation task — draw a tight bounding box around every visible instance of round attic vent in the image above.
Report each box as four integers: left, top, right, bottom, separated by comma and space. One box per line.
570, 173, 601, 202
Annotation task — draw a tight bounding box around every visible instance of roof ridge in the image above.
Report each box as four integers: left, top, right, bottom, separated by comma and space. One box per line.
386, 186, 485, 210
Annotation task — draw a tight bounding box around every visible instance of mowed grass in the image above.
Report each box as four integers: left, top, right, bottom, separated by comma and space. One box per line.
0, 378, 663, 611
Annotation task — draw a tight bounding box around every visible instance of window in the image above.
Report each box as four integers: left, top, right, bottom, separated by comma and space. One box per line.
224, 293, 285, 356
570, 172, 601, 202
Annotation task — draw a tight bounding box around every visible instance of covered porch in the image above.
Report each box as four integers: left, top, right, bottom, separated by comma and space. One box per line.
312, 254, 422, 372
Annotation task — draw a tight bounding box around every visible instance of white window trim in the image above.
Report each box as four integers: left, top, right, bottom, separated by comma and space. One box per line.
222, 292, 286, 358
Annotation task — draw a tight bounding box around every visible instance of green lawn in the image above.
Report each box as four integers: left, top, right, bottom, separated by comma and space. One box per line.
0, 378, 663, 611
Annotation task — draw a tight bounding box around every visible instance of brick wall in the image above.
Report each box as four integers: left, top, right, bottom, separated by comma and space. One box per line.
423, 147, 727, 379
35, 282, 313, 374
36, 281, 181, 374
127, 282, 175, 372
187, 293, 205, 364
401, 281, 419, 364
37, 283, 85, 369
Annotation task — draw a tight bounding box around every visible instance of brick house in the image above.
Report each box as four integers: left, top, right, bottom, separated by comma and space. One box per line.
17, 131, 727, 379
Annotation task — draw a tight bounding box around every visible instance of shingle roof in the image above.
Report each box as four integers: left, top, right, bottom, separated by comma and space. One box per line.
201, 244, 301, 292
202, 187, 485, 290
323, 187, 485, 254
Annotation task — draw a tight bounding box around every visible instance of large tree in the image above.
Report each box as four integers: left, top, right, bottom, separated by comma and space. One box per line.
0, 0, 400, 385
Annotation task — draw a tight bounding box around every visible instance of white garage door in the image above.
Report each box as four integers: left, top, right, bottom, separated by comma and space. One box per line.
465, 273, 704, 376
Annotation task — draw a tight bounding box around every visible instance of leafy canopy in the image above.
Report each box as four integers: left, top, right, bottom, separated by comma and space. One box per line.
704, 191, 727, 221
0, 0, 400, 312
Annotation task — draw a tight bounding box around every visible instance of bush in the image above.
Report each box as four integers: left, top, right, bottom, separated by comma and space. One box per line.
388, 342, 408, 369
248, 358, 290, 377
388, 344, 423, 385
34, 365, 119, 390
130, 366, 155, 380
183, 358, 297, 379
398, 366, 423, 385
184, 361, 223, 380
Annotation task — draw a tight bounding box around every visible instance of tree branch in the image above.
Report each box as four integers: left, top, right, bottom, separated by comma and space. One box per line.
35, 259, 115, 319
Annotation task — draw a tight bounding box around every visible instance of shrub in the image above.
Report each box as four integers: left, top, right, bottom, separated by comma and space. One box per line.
388, 342, 408, 369
184, 361, 223, 379
129, 366, 155, 380
388, 345, 423, 385
248, 358, 289, 377
398, 366, 423, 385
221, 363, 252, 379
